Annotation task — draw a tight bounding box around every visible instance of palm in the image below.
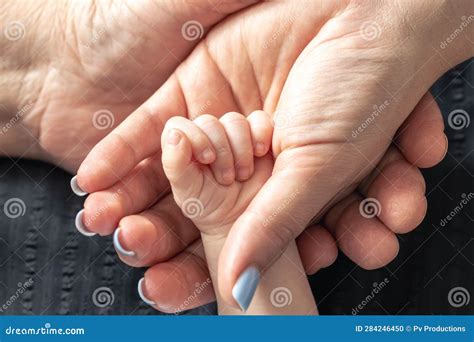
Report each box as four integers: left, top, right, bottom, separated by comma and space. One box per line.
24, 0, 254, 172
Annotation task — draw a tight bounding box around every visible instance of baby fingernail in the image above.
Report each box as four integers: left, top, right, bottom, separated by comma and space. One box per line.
255, 142, 265, 155
222, 168, 234, 182
167, 129, 182, 145
232, 266, 260, 312
237, 167, 250, 179
201, 148, 214, 162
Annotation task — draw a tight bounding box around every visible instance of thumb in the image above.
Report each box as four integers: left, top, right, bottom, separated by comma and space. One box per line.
217, 145, 349, 311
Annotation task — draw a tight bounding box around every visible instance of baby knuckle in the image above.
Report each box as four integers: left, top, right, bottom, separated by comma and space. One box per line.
215, 146, 232, 157
220, 111, 245, 124
194, 114, 218, 127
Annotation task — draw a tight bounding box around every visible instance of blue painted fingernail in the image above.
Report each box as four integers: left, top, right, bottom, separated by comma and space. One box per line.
232, 266, 260, 312
138, 278, 156, 306
113, 228, 136, 257
70, 175, 88, 196
75, 209, 96, 237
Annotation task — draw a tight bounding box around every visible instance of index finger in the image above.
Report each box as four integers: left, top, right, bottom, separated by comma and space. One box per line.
76, 76, 185, 192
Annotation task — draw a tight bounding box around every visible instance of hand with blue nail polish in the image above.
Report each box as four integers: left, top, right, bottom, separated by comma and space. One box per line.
71, 0, 460, 314
161, 112, 317, 314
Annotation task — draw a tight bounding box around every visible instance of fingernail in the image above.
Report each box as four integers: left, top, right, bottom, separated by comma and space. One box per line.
221, 168, 234, 182
167, 129, 182, 145
75, 209, 96, 237
70, 175, 88, 196
232, 266, 260, 312
201, 148, 214, 162
255, 142, 266, 155
113, 228, 136, 257
138, 278, 156, 306
237, 167, 250, 180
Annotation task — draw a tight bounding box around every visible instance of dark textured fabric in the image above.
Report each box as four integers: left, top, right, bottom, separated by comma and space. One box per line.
0, 60, 472, 315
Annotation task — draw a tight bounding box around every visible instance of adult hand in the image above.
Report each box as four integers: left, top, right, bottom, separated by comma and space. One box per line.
217, 0, 473, 309
73, 1, 458, 312
0, 0, 257, 169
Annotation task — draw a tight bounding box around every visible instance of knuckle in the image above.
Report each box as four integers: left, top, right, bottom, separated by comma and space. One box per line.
165, 116, 184, 128
248, 110, 267, 120
194, 114, 218, 128
220, 111, 246, 124
215, 145, 233, 158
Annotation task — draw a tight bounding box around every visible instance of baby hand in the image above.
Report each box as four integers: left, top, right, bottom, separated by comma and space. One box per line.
161, 111, 273, 236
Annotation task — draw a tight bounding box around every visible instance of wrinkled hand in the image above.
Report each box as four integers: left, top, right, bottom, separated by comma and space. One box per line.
0, 0, 256, 169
